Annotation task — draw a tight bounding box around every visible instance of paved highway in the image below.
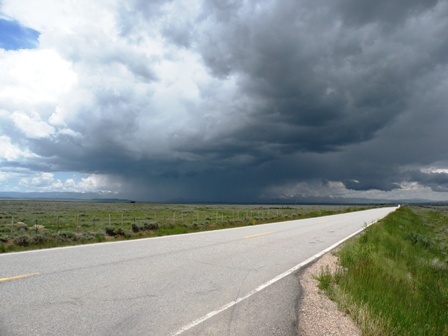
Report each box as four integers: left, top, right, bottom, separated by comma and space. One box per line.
0, 207, 396, 335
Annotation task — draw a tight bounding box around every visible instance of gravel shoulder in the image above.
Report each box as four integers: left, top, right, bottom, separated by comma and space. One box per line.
297, 251, 360, 336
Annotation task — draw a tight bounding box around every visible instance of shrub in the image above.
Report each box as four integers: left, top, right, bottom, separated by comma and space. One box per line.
247, 219, 256, 226
143, 221, 159, 231
105, 226, 118, 236
31, 224, 45, 231
122, 230, 133, 239
116, 227, 126, 236
57, 231, 77, 242
132, 223, 144, 233
105, 226, 127, 237
32, 234, 48, 245
15, 222, 28, 230
80, 233, 95, 243
14, 235, 30, 246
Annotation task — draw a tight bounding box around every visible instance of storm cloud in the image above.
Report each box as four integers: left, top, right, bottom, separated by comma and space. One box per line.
1, 0, 448, 202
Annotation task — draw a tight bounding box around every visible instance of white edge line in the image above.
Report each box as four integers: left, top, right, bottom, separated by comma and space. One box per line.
171, 216, 389, 336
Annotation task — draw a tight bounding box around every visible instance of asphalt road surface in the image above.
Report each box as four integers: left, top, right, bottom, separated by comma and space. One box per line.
0, 207, 397, 336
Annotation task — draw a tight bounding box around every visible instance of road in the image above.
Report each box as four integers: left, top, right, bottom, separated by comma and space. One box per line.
0, 207, 396, 336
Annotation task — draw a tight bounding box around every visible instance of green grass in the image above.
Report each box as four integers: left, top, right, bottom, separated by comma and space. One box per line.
315, 206, 448, 335
0, 200, 374, 253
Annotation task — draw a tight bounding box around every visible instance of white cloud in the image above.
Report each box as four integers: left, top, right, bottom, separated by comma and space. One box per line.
0, 0, 236, 159
1, 0, 117, 36
77, 175, 121, 194
25, 172, 58, 187
0, 135, 35, 161
16, 172, 121, 194
422, 167, 448, 174
0, 49, 77, 108
11, 110, 55, 138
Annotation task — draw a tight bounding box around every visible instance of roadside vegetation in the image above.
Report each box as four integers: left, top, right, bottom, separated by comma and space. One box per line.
0, 200, 373, 253
315, 206, 448, 335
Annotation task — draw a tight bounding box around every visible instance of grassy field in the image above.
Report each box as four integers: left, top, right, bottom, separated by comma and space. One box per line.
0, 200, 373, 253
315, 205, 448, 335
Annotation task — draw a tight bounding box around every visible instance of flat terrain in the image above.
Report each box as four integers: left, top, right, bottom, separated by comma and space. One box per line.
0, 207, 396, 335
0, 201, 373, 252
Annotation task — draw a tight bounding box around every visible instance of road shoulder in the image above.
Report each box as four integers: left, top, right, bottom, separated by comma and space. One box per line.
297, 251, 360, 336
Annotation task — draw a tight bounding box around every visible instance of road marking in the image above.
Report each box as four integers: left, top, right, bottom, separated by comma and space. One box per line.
318, 220, 328, 224
172, 219, 382, 335
244, 231, 274, 239
0, 273, 40, 283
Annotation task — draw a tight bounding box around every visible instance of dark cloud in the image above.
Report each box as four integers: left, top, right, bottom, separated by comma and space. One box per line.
3, 0, 448, 202
335, 0, 440, 27
191, 0, 413, 155
65, 0, 448, 198
405, 170, 448, 192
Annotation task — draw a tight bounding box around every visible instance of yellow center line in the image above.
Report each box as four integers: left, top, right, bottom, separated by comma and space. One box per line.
244, 231, 275, 239
318, 220, 328, 224
0, 272, 40, 283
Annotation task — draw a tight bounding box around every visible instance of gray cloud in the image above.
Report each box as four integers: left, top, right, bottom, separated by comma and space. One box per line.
405, 170, 448, 192
191, 0, 412, 153
2, 0, 448, 202
335, 0, 440, 27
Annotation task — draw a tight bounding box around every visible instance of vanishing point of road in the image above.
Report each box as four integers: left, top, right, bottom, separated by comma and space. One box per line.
1, 207, 397, 335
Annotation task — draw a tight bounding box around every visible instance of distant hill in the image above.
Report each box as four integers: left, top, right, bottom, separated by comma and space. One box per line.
0, 192, 132, 203
0, 191, 443, 205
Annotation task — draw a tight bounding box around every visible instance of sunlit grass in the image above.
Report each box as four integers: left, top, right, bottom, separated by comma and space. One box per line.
315, 206, 448, 335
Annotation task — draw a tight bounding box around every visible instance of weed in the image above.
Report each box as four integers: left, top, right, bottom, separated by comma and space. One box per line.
313, 265, 333, 292
316, 206, 448, 335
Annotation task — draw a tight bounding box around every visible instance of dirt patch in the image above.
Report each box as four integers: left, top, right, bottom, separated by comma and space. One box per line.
298, 252, 360, 336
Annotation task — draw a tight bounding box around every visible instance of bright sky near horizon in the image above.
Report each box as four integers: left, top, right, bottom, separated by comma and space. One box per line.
1, 0, 448, 202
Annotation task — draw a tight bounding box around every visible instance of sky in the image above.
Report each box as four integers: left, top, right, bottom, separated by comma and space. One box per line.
0, 0, 448, 203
